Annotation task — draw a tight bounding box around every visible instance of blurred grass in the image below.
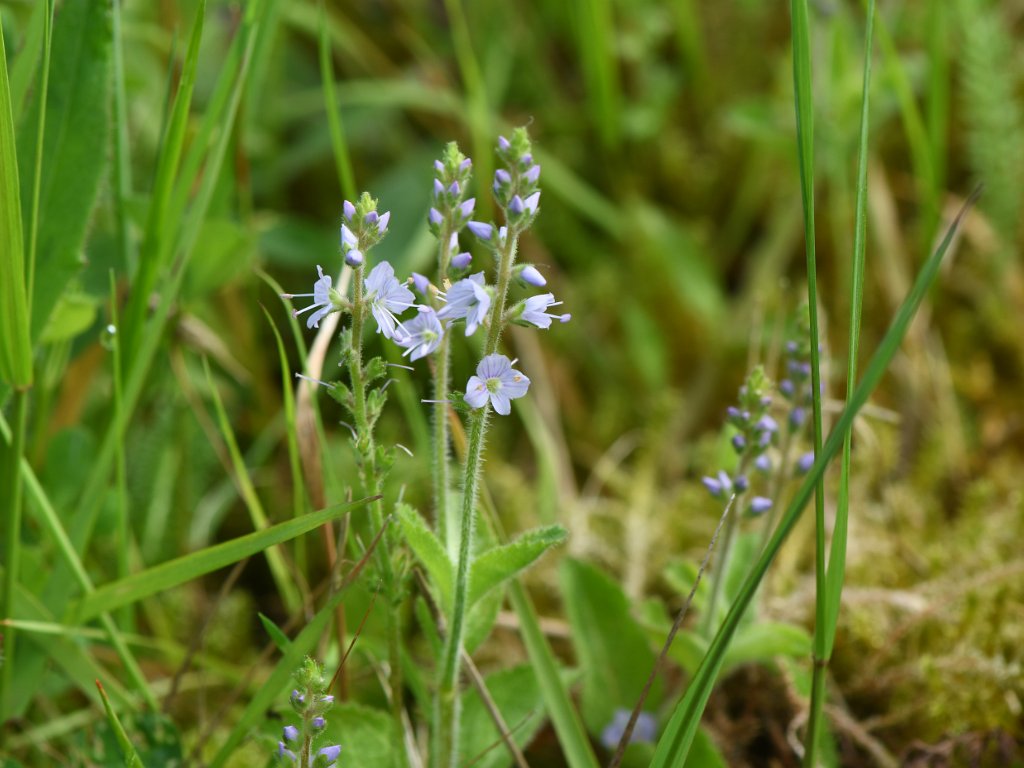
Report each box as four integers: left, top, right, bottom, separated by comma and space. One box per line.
1, 0, 1022, 764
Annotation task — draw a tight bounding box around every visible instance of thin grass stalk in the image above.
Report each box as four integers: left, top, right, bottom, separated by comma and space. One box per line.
24, 0, 53, 317
805, 3, 875, 763
110, 0, 134, 275
786, 0, 829, 760
109, 273, 131, 629
436, 231, 520, 768
0, 390, 29, 717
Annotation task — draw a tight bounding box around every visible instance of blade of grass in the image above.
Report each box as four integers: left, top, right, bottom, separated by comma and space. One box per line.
649, 189, 979, 766
573, 0, 621, 149
109, 272, 131, 629
23, 0, 54, 320
318, 0, 356, 200
95, 680, 146, 768
807, 2, 875, 763
506, 581, 602, 768
71, 498, 370, 623
201, 356, 303, 613
259, 305, 309, 578
1, 391, 29, 718
8, 0, 46, 122
0, 12, 32, 389
786, 0, 831, 762
110, 0, 136, 275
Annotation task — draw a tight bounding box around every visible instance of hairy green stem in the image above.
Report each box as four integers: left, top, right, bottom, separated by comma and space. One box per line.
434, 222, 454, 546
346, 263, 406, 762
435, 231, 520, 767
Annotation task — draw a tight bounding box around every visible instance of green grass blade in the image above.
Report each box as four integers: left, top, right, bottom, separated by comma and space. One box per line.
260, 304, 308, 570
810, 2, 876, 762
8, 0, 46, 122
17, 0, 111, 341
649, 190, 979, 766
110, 0, 136, 275
23, 0, 53, 320
0, 14, 32, 389
71, 498, 369, 623
95, 680, 146, 768
202, 356, 302, 613
318, 0, 356, 199
574, 0, 621, 149
507, 581, 601, 768
787, 0, 830, 762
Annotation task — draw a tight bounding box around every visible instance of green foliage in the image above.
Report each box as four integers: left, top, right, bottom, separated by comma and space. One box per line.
15, 0, 110, 342
560, 558, 663, 734
0, 14, 31, 388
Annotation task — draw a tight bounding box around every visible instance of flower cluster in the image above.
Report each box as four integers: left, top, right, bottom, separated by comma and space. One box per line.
702, 366, 776, 516
277, 658, 340, 767
779, 307, 816, 473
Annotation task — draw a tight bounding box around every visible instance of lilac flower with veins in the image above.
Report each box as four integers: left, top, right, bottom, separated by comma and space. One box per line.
519, 293, 571, 329
395, 307, 444, 361
464, 354, 530, 416
437, 272, 491, 335
282, 265, 342, 329
364, 261, 415, 339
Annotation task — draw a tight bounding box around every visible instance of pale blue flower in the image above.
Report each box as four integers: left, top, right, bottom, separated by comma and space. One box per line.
437, 273, 490, 336
520, 293, 570, 329
284, 265, 338, 329
317, 744, 342, 766
600, 708, 657, 749
365, 261, 415, 340
749, 496, 773, 515
282, 725, 299, 742
395, 307, 444, 361
465, 354, 530, 415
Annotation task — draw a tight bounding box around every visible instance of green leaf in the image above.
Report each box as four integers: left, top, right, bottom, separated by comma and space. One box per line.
95, 680, 145, 768
0, 15, 32, 388
398, 503, 453, 613
39, 292, 98, 344
324, 704, 398, 768
258, 613, 291, 653
463, 580, 504, 655
459, 665, 549, 768
560, 558, 663, 733
468, 525, 566, 607
721, 622, 812, 675
17, 0, 111, 342
70, 498, 367, 623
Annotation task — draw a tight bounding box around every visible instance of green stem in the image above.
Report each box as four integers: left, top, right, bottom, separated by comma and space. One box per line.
434, 222, 454, 546
435, 230, 520, 768
1, 390, 29, 718
25, 0, 53, 319
346, 264, 406, 765
435, 406, 488, 767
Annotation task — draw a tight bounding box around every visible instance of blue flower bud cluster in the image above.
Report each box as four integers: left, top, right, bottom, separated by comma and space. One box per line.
277, 658, 341, 767
340, 192, 391, 267
779, 305, 817, 474
702, 366, 776, 516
